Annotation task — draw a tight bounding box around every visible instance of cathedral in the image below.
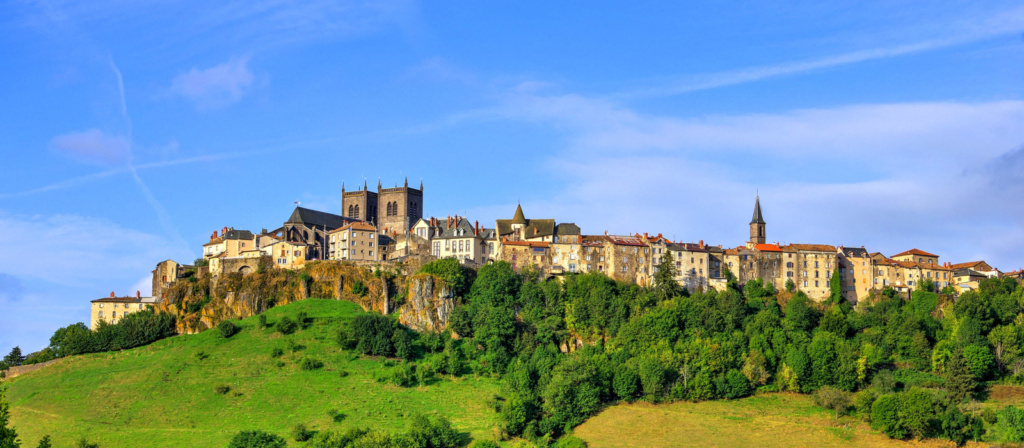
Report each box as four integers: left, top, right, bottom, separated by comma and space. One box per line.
342, 178, 424, 235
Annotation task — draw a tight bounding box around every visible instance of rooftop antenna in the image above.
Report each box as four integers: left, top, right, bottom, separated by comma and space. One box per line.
295, 200, 300, 207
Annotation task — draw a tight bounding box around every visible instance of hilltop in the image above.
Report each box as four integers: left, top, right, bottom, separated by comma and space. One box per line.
4, 299, 501, 447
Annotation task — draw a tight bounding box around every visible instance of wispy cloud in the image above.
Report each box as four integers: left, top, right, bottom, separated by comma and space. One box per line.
169, 57, 256, 109
49, 129, 131, 166
616, 6, 1024, 99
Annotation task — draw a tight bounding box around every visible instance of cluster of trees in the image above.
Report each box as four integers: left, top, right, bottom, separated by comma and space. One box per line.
0, 310, 178, 375
228, 414, 461, 448
369, 256, 1024, 445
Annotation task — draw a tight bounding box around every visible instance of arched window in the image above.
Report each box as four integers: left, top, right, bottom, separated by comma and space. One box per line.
348, 205, 354, 216
410, 202, 417, 216
354, 205, 360, 219
386, 202, 393, 217
392, 202, 399, 215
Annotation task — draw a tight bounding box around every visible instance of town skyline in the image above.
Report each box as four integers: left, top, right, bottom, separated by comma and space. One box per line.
2, 0, 1024, 353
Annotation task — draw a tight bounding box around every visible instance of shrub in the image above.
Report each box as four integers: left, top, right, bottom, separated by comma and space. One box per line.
998, 405, 1024, 443
469, 441, 500, 448
941, 406, 982, 446
555, 435, 588, 448
215, 385, 231, 395
277, 317, 298, 335
291, 423, 314, 442
287, 340, 306, 353
270, 348, 284, 358
258, 314, 268, 329
871, 394, 907, 439
75, 438, 100, 448
37, 435, 53, 448
351, 280, 369, 297
328, 409, 346, 423
227, 430, 287, 448
218, 320, 240, 338
813, 386, 852, 419
300, 358, 324, 371
195, 351, 209, 361
613, 363, 640, 401
297, 311, 311, 329
338, 370, 350, 378
408, 414, 461, 448
377, 363, 417, 387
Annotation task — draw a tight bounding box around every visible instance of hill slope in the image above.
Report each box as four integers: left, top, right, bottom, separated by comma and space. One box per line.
5, 299, 501, 447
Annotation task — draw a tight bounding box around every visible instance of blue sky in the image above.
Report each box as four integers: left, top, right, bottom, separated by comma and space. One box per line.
1, 0, 1024, 352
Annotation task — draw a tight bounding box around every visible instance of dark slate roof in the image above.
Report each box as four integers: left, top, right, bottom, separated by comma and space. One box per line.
954, 268, 986, 278
511, 205, 527, 225
431, 218, 497, 240
555, 223, 581, 235
496, 218, 556, 238
841, 247, 869, 257
751, 196, 765, 224
222, 229, 253, 240
666, 242, 709, 253
286, 206, 353, 229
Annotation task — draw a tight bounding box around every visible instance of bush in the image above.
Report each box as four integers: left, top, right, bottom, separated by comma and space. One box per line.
871, 394, 907, 439
351, 280, 369, 297
195, 351, 209, 361
328, 409, 346, 423
215, 385, 232, 395
300, 358, 324, 371
297, 311, 311, 329
377, 363, 417, 387
407, 414, 461, 448
37, 435, 53, 448
813, 386, 852, 419
75, 438, 100, 448
555, 435, 588, 448
227, 430, 287, 448
277, 317, 298, 335
469, 441, 500, 448
219, 320, 240, 338
998, 405, 1024, 443
292, 423, 314, 442
270, 348, 284, 358
258, 314, 268, 329
338, 313, 402, 357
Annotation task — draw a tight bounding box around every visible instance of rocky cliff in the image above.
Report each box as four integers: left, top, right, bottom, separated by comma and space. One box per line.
398, 274, 455, 333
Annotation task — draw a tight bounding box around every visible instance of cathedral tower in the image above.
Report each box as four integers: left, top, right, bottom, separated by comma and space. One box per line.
749, 195, 766, 246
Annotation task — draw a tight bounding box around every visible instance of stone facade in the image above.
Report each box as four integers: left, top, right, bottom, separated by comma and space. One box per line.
90, 292, 156, 329
152, 259, 194, 303
327, 221, 380, 261
342, 179, 423, 234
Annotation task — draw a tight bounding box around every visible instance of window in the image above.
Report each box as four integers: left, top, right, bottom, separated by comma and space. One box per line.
622, 256, 627, 263
369, 251, 373, 256
99, 304, 104, 308
815, 281, 819, 287
803, 261, 808, 268
803, 280, 808, 287
489, 243, 494, 254
814, 261, 819, 268
112, 311, 117, 318
815, 271, 819, 278
787, 271, 793, 277
622, 267, 627, 273
586, 255, 591, 261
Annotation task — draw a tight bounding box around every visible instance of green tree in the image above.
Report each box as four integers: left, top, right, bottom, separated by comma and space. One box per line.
917, 277, 935, 293
827, 269, 843, 305
0, 387, 20, 448
871, 394, 907, 439
944, 351, 976, 404
785, 278, 796, 292
34, 436, 51, 448
813, 386, 852, 419
997, 405, 1024, 443
901, 388, 935, 440
653, 251, 682, 301
2, 348, 23, 368
419, 258, 474, 298
227, 430, 286, 448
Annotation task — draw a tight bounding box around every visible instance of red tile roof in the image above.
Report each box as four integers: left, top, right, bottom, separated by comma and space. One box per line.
892, 248, 939, 258
949, 261, 985, 270
754, 243, 782, 252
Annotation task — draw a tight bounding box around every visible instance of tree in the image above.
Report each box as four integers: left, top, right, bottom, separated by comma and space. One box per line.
944, 351, 976, 404
227, 430, 286, 448
653, 251, 682, 301
917, 277, 935, 293
218, 320, 239, 338
785, 278, 796, 293
34, 436, 51, 448
997, 405, 1024, 443
813, 386, 852, 419
0, 387, 20, 448
2, 348, 23, 368
827, 269, 843, 305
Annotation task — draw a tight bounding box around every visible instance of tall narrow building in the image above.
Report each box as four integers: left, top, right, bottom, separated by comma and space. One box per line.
749, 195, 766, 247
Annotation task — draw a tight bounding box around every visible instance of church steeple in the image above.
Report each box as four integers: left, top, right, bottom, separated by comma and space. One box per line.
749, 195, 766, 246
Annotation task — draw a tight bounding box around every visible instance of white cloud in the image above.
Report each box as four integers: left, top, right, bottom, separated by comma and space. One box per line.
169, 58, 255, 109
129, 274, 152, 297
49, 129, 131, 166
0, 211, 189, 289
483, 89, 1024, 269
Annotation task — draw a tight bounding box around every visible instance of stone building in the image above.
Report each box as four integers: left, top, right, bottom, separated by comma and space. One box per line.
285, 206, 359, 260
342, 179, 424, 234
263, 240, 312, 269
783, 243, 839, 299
550, 223, 583, 275
419, 216, 497, 265
328, 221, 380, 262
90, 291, 156, 330
953, 268, 989, 293
837, 246, 872, 303
496, 204, 556, 244
201, 227, 254, 259
601, 234, 652, 285
581, 235, 608, 274
892, 248, 939, 265
665, 241, 711, 293
152, 259, 194, 303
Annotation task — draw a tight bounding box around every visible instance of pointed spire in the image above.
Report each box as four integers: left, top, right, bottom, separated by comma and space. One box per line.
342, 182, 345, 193
511, 204, 527, 225
364, 179, 367, 191
751, 195, 765, 224
404, 177, 408, 188
420, 179, 423, 191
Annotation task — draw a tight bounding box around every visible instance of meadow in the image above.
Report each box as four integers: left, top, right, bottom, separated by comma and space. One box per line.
4, 299, 502, 447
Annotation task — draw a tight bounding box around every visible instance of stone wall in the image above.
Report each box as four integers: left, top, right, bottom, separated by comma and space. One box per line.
1, 358, 62, 380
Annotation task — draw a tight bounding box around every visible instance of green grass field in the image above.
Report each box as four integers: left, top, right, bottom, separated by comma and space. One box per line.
5, 299, 502, 447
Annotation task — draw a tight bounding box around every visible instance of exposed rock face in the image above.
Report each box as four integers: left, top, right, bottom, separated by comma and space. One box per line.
399, 274, 454, 332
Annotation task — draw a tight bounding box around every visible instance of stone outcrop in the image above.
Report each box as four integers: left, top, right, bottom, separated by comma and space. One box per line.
1, 358, 62, 380
399, 274, 455, 333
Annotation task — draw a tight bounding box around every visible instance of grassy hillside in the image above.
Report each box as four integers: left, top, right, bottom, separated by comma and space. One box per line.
5, 299, 502, 447
574, 393, 998, 448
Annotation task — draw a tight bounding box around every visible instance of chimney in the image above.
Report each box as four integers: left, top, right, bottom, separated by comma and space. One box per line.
136, 291, 141, 298
604, 230, 608, 235
475, 220, 479, 236
110, 292, 115, 297
644, 232, 649, 239
699, 239, 704, 249
223, 226, 228, 235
